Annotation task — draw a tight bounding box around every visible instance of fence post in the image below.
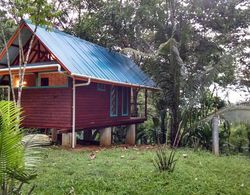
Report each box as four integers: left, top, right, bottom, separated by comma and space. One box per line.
212, 115, 220, 156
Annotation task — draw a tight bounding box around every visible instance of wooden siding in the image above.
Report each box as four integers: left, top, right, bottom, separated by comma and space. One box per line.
20, 88, 72, 129
19, 81, 142, 131
12, 72, 68, 88
39, 72, 68, 86
75, 83, 131, 129
13, 74, 36, 87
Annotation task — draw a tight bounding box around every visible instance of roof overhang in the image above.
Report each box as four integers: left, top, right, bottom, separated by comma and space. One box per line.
0, 63, 61, 75
71, 73, 160, 91
0, 21, 159, 90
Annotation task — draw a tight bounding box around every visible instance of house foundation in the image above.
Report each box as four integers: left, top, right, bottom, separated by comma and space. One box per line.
62, 133, 76, 147
99, 127, 112, 146
125, 124, 136, 145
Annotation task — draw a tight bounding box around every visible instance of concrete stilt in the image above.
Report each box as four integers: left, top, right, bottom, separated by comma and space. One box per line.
84, 130, 92, 141
62, 133, 76, 147
212, 116, 220, 156
125, 124, 136, 145
100, 127, 112, 146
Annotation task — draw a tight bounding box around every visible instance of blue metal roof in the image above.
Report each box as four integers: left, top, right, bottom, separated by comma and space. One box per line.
25, 20, 156, 89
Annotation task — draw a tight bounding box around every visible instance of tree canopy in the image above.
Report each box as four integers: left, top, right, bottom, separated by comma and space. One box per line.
0, 0, 249, 145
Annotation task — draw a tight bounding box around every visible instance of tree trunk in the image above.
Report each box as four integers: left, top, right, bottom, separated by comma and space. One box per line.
212, 115, 220, 156
247, 129, 250, 153
160, 110, 167, 144
1, 29, 16, 103
170, 107, 180, 146
17, 26, 37, 107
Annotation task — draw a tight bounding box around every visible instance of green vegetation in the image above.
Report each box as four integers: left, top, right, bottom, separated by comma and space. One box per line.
24, 147, 250, 195
0, 1, 249, 193
153, 147, 177, 172
0, 101, 38, 194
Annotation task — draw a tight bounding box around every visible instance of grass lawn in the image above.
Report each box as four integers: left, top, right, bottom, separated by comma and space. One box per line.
24, 146, 250, 195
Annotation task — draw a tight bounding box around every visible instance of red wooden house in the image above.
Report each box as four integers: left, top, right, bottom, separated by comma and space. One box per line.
0, 20, 157, 147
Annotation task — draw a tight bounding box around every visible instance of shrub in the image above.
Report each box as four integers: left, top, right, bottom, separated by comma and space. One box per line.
153, 146, 177, 172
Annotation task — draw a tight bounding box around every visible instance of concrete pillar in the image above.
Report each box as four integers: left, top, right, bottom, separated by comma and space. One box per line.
51, 129, 58, 143
125, 124, 136, 145
212, 116, 220, 156
62, 133, 76, 147
100, 127, 112, 146
84, 130, 92, 141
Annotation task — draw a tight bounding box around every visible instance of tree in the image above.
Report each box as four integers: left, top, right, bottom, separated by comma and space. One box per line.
0, 0, 59, 106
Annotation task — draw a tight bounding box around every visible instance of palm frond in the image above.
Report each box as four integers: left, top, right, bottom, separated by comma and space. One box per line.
0, 101, 23, 184
0, 101, 40, 190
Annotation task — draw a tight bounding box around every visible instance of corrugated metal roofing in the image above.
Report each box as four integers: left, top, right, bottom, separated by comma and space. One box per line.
25, 20, 156, 88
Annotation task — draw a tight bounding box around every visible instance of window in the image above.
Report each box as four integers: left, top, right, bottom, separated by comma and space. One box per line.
40, 78, 49, 86
97, 83, 106, 91
122, 87, 129, 116
110, 86, 118, 117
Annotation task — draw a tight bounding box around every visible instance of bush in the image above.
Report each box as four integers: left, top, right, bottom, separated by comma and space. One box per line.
153, 146, 177, 172
230, 124, 249, 153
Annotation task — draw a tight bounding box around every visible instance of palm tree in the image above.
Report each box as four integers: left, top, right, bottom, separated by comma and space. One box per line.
0, 101, 38, 194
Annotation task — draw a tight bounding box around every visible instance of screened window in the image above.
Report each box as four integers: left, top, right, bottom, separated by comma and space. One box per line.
97, 83, 106, 91
110, 86, 118, 117
40, 78, 49, 86
122, 87, 129, 116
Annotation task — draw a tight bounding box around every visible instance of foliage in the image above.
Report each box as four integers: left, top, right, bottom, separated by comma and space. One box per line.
112, 126, 127, 144
22, 147, 250, 194
153, 147, 177, 172
0, 0, 61, 107
136, 119, 162, 145
1, 0, 60, 26
186, 103, 250, 153
0, 0, 249, 150
0, 101, 39, 194
229, 124, 249, 153
182, 122, 212, 150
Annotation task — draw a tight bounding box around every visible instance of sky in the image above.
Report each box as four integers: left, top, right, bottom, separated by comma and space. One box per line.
210, 83, 250, 104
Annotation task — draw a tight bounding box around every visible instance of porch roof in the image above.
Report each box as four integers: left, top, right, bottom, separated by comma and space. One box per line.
0, 62, 60, 75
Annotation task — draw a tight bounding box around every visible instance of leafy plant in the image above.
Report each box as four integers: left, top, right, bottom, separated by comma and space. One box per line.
153, 146, 177, 172
137, 119, 163, 145
229, 124, 249, 153
0, 101, 39, 194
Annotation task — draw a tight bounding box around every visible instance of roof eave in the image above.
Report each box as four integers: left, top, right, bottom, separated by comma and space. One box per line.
71, 73, 160, 91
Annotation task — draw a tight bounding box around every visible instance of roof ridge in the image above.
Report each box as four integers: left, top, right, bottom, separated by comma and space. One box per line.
22, 19, 156, 89
24, 19, 127, 58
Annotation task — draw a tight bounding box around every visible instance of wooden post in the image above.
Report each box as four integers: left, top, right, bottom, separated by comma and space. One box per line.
212, 115, 220, 156
125, 124, 136, 145
100, 127, 112, 146
51, 129, 58, 143
145, 89, 148, 118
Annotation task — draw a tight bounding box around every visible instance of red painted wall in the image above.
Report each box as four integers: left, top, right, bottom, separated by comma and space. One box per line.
21, 88, 72, 129
75, 83, 131, 129
19, 82, 132, 130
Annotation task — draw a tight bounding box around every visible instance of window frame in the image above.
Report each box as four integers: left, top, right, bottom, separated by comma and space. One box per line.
122, 87, 129, 116
110, 86, 118, 117
97, 83, 106, 91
